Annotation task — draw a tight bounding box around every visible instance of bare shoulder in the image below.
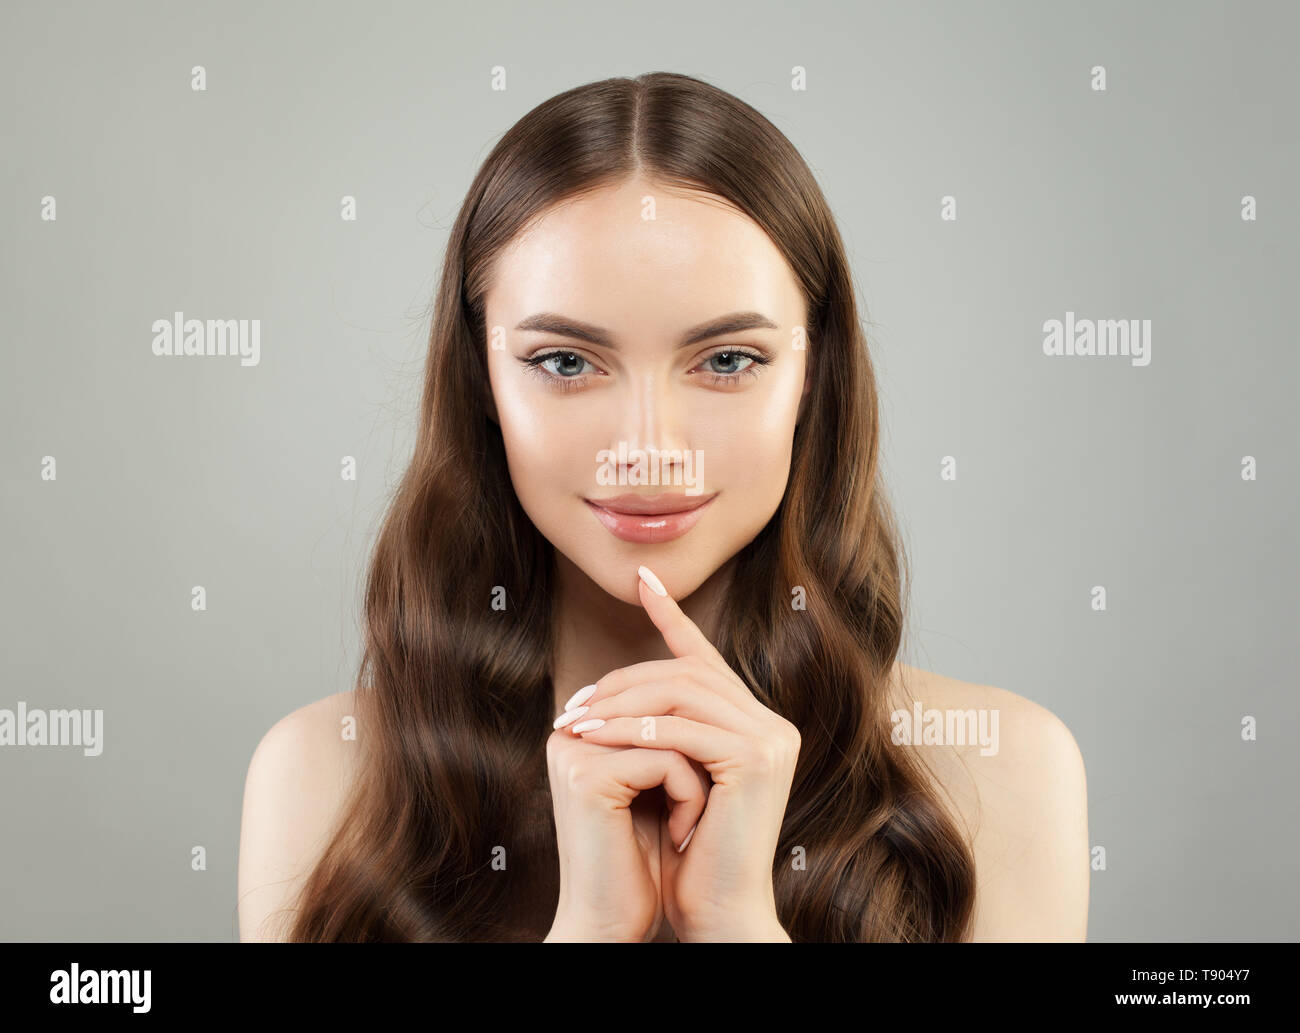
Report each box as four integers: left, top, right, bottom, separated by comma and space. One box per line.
236, 690, 361, 941
889, 662, 1089, 941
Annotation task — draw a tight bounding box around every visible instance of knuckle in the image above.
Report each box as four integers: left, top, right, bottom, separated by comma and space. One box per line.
546, 728, 581, 776
749, 741, 781, 772
782, 719, 801, 751
546, 728, 569, 760
564, 760, 593, 793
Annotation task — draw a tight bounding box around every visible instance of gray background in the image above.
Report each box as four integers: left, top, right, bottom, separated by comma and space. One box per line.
1, 0, 1296, 941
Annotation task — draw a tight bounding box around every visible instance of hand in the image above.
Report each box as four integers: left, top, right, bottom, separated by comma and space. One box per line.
543, 723, 709, 942
560, 564, 800, 942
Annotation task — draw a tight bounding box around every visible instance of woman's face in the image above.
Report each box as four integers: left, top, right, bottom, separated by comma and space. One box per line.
483, 175, 810, 605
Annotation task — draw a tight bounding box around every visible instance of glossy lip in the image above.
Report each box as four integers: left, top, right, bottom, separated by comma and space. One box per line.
583, 492, 718, 544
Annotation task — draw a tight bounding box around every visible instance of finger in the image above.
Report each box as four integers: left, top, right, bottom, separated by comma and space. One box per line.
568, 657, 695, 704
573, 714, 746, 773
594, 746, 709, 850
567, 657, 728, 710
635, 565, 757, 710
636, 565, 731, 670
568, 678, 753, 736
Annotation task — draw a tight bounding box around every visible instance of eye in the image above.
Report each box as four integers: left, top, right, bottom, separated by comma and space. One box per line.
693, 348, 771, 387
516, 345, 772, 393
519, 350, 603, 392
530, 351, 594, 377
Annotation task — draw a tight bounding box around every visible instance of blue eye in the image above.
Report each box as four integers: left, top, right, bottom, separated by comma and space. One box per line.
528, 351, 592, 378
695, 349, 771, 387
704, 351, 756, 376
517, 347, 771, 393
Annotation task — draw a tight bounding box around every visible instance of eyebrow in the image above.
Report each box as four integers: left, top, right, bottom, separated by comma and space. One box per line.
513, 311, 780, 350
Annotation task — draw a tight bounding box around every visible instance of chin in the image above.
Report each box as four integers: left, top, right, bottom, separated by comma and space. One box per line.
556, 537, 707, 606
600, 579, 648, 608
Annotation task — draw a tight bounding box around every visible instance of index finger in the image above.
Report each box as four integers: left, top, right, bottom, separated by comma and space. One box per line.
636, 564, 728, 666
636, 565, 749, 695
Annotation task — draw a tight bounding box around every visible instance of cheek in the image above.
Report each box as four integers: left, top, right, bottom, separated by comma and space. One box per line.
491, 379, 595, 510
701, 367, 801, 469
706, 416, 794, 500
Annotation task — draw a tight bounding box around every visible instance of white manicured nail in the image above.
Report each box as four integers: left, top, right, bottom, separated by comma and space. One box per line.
678, 822, 698, 853
553, 706, 588, 729
564, 684, 598, 710
571, 718, 605, 734
638, 565, 667, 596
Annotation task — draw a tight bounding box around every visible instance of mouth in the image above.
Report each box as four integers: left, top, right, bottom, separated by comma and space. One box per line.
583, 491, 718, 544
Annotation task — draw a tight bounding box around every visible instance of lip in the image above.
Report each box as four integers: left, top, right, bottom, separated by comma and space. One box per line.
583, 492, 717, 544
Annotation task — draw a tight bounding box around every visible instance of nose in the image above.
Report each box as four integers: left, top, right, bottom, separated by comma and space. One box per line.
612, 369, 692, 475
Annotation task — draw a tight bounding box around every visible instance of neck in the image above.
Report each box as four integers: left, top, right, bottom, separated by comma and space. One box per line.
550, 552, 735, 715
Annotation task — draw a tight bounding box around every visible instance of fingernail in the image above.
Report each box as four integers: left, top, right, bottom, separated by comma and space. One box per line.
564, 684, 598, 710
570, 718, 605, 734
638, 565, 667, 596
553, 706, 589, 729
678, 821, 698, 853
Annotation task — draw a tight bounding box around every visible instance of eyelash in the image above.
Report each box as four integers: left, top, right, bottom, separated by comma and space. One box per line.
519, 348, 772, 393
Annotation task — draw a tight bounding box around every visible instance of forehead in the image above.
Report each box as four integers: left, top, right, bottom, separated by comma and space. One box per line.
486, 178, 805, 331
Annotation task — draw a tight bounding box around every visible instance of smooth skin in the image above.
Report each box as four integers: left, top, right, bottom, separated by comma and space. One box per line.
489, 176, 805, 940
237, 175, 1089, 942
237, 664, 1089, 941
548, 567, 798, 942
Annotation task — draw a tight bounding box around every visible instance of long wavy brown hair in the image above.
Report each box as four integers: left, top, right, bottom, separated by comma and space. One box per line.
281, 71, 975, 942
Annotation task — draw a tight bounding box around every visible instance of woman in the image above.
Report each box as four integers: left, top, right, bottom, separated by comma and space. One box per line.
237, 72, 1088, 942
